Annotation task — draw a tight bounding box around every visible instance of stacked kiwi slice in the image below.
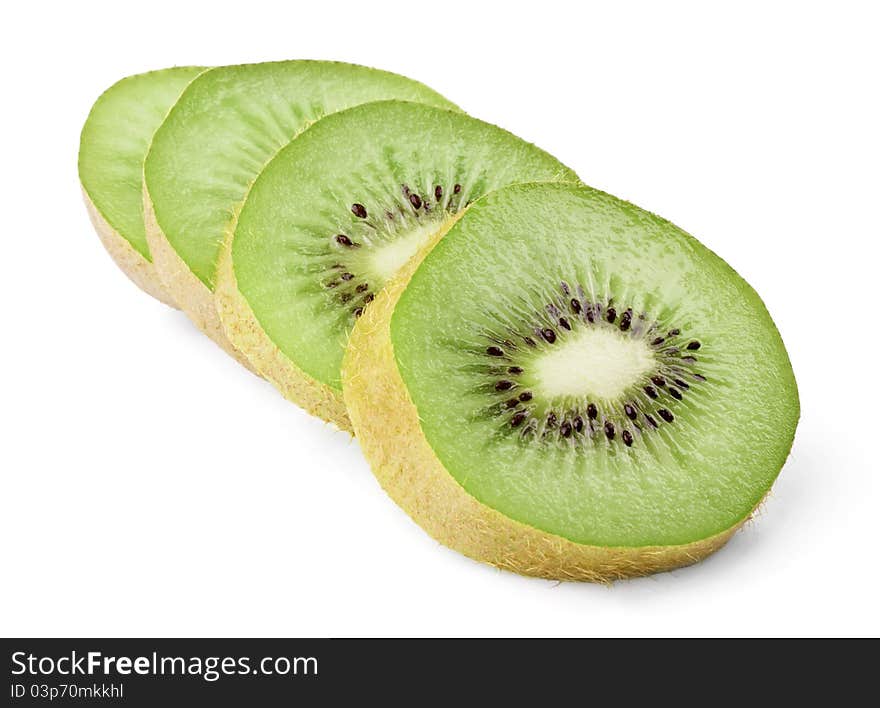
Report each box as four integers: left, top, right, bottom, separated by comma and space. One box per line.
345, 183, 799, 580
80, 60, 799, 582
216, 100, 577, 429
79, 66, 206, 305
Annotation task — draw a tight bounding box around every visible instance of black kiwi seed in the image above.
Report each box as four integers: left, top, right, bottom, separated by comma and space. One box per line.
620, 310, 632, 331
541, 328, 557, 344
409, 193, 422, 209
356, 283, 369, 293
681, 356, 698, 364
504, 398, 518, 409
508, 366, 523, 374
495, 380, 513, 391
674, 378, 690, 389
558, 317, 571, 330
341, 272, 354, 281
362, 293, 374, 304
518, 391, 532, 402
652, 375, 666, 387
668, 329, 681, 336
645, 414, 658, 428
573, 416, 584, 432
606, 307, 617, 324
353, 307, 364, 318
644, 385, 658, 399
434, 185, 443, 200
586, 307, 595, 323
668, 387, 683, 400
453, 183, 462, 194
658, 409, 674, 423
651, 337, 665, 346
622, 430, 634, 447
604, 421, 616, 440
560, 282, 570, 295
325, 281, 338, 288
693, 373, 707, 382
336, 234, 356, 247
560, 421, 573, 438
624, 404, 637, 420
570, 298, 581, 314
351, 203, 367, 218
546, 412, 557, 427
486, 346, 504, 357
523, 336, 537, 347
587, 403, 598, 420
340, 293, 352, 303
510, 411, 527, 428
687, 341, 701, 350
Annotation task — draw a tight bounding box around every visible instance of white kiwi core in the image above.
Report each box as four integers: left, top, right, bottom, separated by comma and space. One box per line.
366, 221, 442, 282
533, 328, 655, 401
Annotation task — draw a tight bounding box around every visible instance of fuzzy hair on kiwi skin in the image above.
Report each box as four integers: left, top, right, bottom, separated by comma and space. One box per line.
342, 223, 754, 583
82, 187, 177, 308
214, 222, 353, 433
143, 182, 258, 373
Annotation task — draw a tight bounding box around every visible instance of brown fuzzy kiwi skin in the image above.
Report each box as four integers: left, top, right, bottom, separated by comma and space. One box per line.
82, 187, 178, 308
214, 222, 353, 433
142, 182, 258, 373
342, 230, 752, 584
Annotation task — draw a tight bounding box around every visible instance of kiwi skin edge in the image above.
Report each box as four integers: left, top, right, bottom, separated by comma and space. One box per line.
143, 182, 259, 373
342, 218, 756, 583
82, 188, 178, 308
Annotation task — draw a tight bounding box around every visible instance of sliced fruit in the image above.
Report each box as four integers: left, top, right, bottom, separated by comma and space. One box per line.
79, 66, 204, 305
216, 101, 578, 430
143, 60, 457, 362
343, 182, 799, 581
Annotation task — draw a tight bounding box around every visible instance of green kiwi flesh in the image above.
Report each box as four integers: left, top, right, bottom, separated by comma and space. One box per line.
143, 61, 459, 292
78, 66, 204, 299
377, 183, 799, 552
224, 101, 578, 412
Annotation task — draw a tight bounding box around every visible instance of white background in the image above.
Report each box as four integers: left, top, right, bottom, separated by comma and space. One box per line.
1, 1, 877, 638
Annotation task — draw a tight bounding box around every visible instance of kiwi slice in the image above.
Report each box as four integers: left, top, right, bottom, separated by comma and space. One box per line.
343, 182, 799, 582
79, 66, 205, 306
143, 60, 457, 363
215, 101, 578, 430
